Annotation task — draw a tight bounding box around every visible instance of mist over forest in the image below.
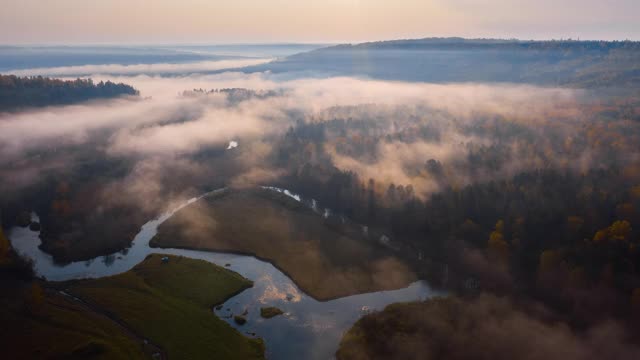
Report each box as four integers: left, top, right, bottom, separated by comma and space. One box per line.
1, 39, 640, 359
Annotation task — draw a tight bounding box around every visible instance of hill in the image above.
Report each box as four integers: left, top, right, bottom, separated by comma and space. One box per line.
241, 38, 640, 88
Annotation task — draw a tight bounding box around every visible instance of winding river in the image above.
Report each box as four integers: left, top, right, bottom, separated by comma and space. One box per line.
9, 188, 443, 360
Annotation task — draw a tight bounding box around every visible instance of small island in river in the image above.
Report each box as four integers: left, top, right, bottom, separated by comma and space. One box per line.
260, 306, 284, 319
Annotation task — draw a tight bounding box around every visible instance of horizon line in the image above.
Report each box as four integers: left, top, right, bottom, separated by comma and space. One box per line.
2, 35, 640, 47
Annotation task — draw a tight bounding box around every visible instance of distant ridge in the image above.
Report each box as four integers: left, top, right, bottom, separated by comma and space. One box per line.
324, 37, 640, 51
239, 37, 640, 88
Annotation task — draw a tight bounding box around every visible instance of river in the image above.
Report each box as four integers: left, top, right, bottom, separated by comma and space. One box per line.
9, 188, 443, 360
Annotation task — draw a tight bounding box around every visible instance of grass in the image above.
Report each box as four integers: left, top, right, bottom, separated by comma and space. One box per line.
260, 306, 284, 319
128, 254, 252, 308
0, 283, 147, 360
67, 254, 264, 360
151, 189, 416, 300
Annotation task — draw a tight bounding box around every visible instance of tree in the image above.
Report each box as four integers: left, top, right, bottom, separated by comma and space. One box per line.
488, 220, 509, 261
0, 227, 10, 264
0, 74, 138, 111
539, 250, 561, 272
594, 220, 632, 242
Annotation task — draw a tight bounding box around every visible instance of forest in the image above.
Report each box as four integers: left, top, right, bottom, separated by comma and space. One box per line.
1, 55, 640, 358
2, 0, 640, 355
243, 38, 640, 88
4, 84, 639, 329
0, 74, 138, 111
270, 97, 640, 332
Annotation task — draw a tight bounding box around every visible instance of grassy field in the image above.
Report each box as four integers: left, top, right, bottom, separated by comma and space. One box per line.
67, 254, 264, 360
0, 284, 149, 360
151, 188, 416, 300
1, 225, 147, 359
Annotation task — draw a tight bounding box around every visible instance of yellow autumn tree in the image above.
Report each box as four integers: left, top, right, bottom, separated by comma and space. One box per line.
593, 220, 632, 242
488, 220, 509, 262
609, 220, 632, 241
593, 229, 608, 242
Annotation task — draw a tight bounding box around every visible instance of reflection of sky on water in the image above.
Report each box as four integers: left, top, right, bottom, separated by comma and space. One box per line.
257, 274, 302, 303
9, 189, 444, 360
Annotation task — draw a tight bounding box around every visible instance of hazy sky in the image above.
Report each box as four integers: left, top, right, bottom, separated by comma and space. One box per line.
1, 0, 638, 44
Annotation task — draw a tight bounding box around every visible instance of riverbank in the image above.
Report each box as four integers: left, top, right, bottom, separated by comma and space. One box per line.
63, 254, 264, 360
0, 226, 150, 359
151, 188, 417, 300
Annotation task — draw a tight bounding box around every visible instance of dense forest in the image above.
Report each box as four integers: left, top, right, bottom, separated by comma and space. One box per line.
4, 88, 640, 322
333, 37, 640, 51
264, 96, 640, 332
0, 75, 138, 111
2, 76, 640, 358
1, 0, 638, 353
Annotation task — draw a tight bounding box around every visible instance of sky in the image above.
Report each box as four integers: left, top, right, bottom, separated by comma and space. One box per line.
1, 0, 638, 44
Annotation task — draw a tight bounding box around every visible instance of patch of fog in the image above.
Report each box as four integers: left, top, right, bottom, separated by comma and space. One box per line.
226, 140, 239, 150
7, 58, 274, 77
8, 187, 441, 359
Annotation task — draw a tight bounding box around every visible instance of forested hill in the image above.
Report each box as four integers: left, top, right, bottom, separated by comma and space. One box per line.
242, 38, 640, 88
328, 37, 640, 51
0, 75, 139, 112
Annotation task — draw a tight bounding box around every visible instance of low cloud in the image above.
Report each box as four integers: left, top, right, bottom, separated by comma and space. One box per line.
0, 96, 203, 159
0, 71, 600, 203
107, 105, 273, 156
7, 58, 273, 77
0, 72, 584, 158
327, 141, 445, 197
340, 294, 640, 360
